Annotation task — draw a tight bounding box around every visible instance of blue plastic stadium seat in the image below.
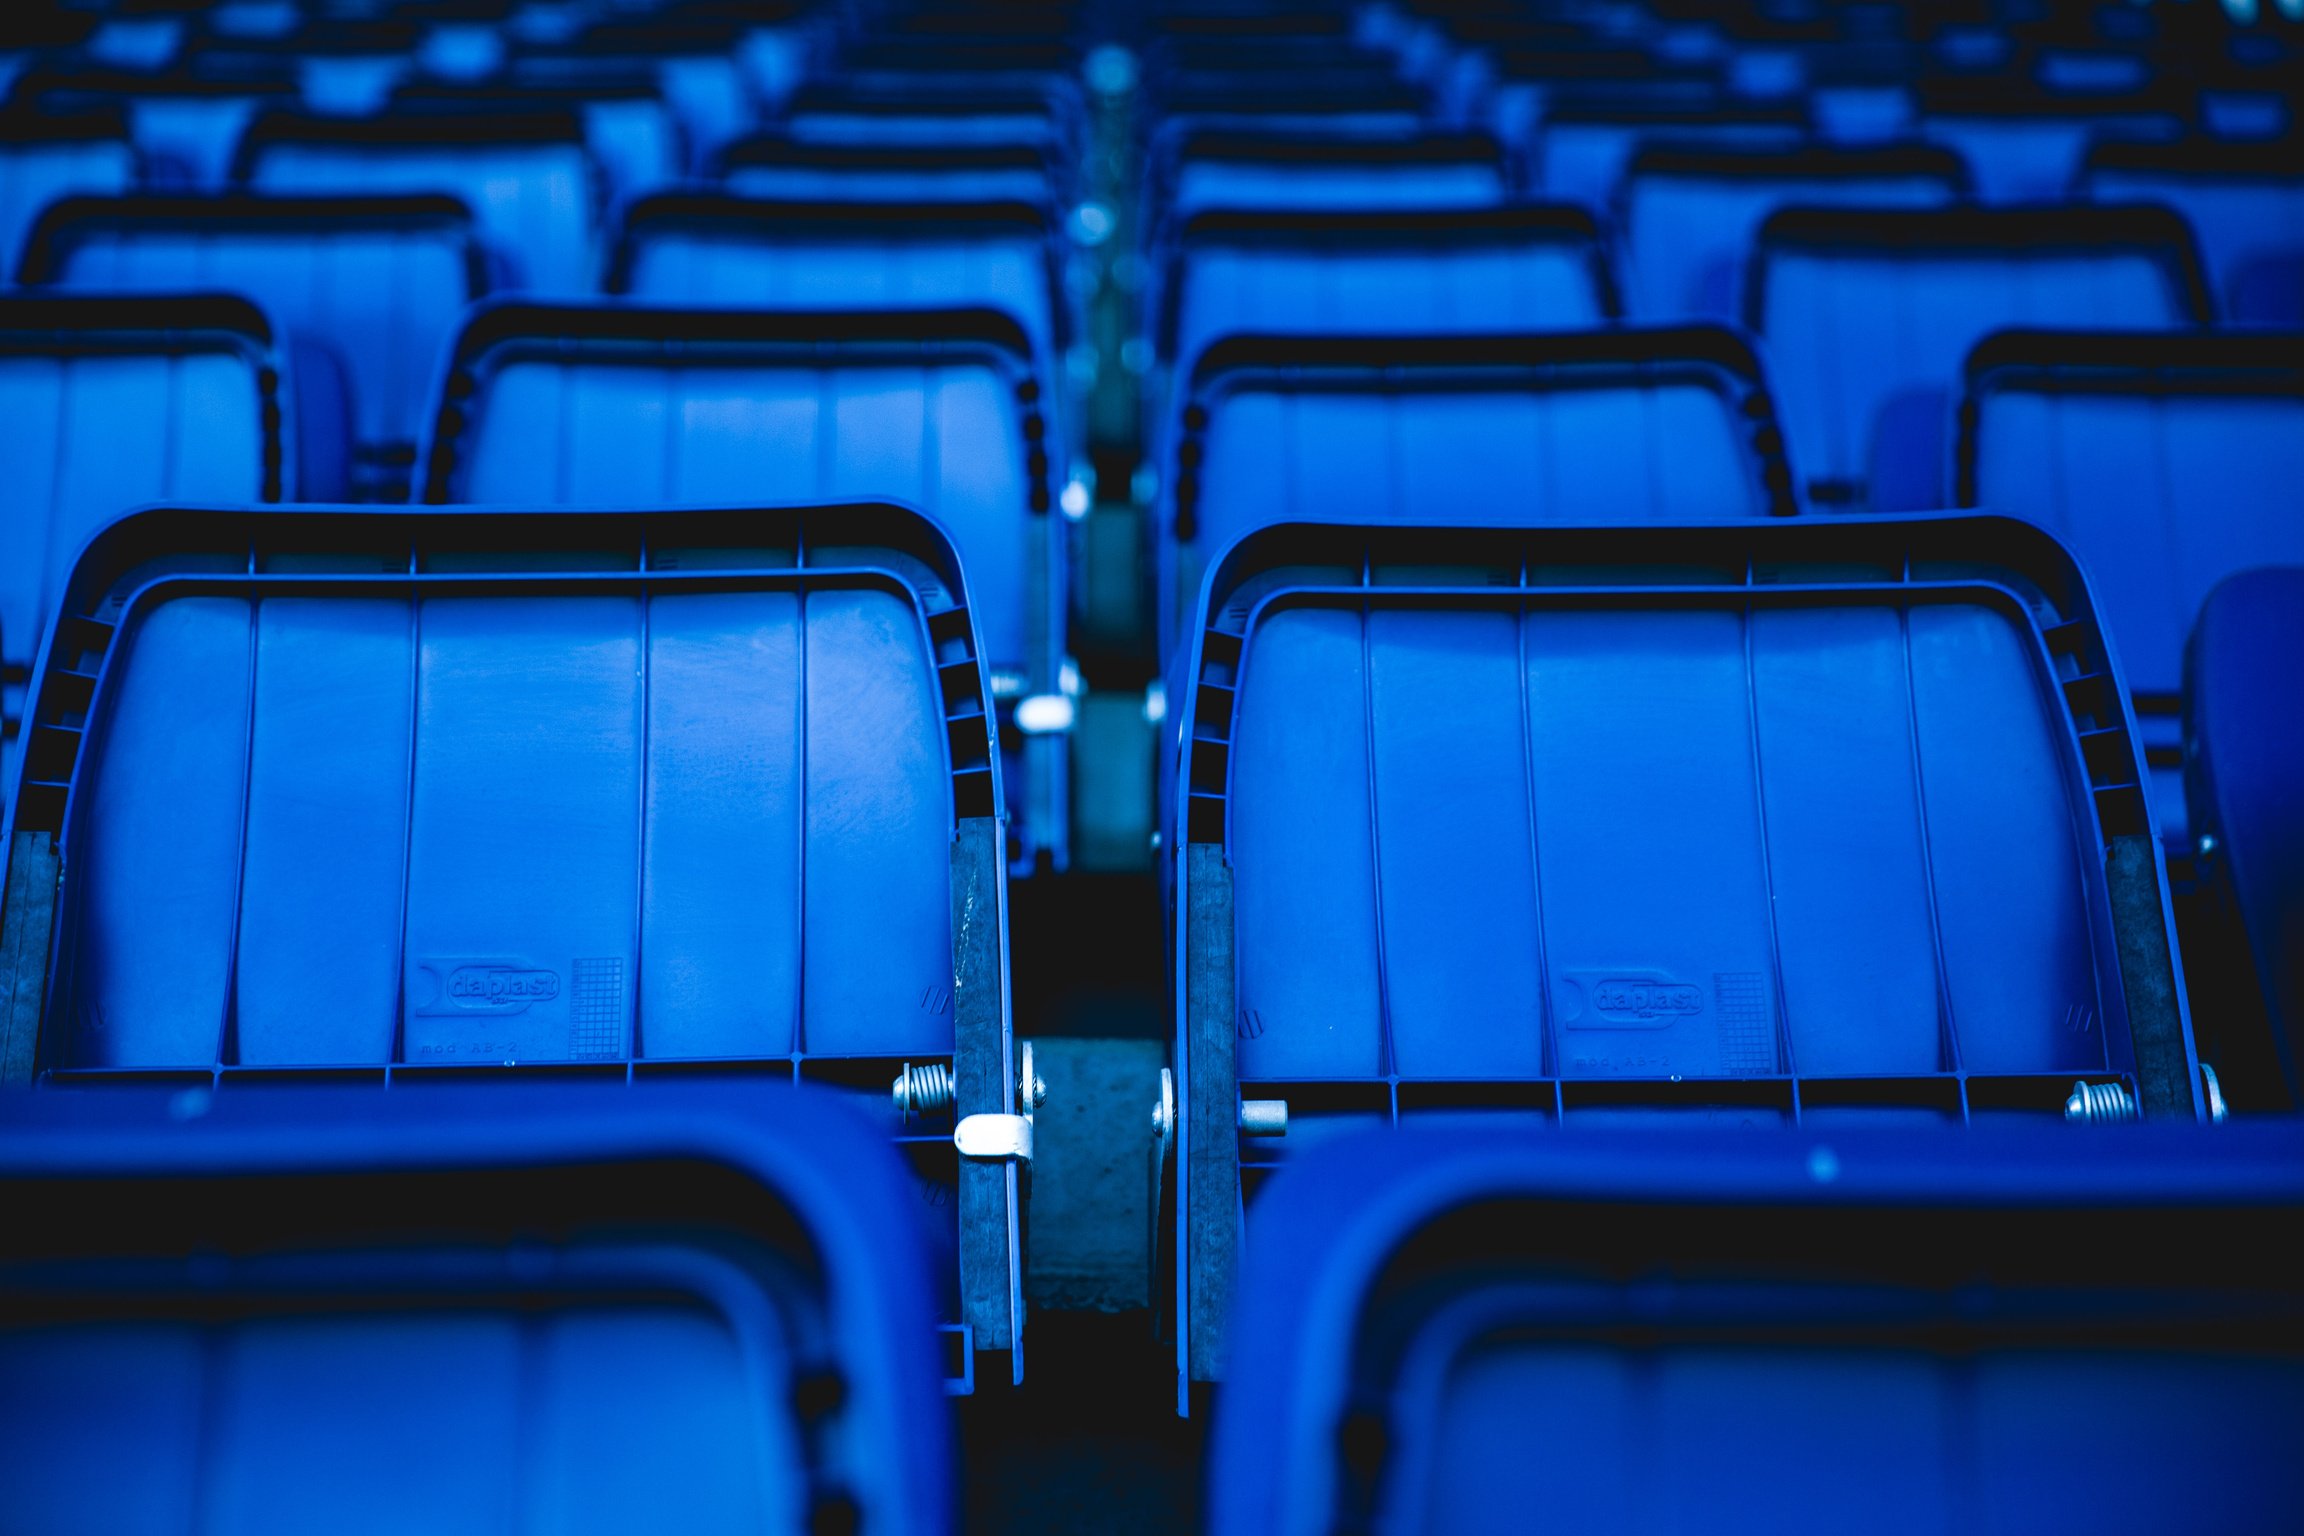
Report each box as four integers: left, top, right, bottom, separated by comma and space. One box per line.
1160, 327, 1797, 655
0, 296, 296, 726
1144, 50, 1428, 148
1534, 95, 1808, 212
0, 502, 1024, 1381
2186, 568, 2304, 1104
1918, 76, 2186, 203
2083, 139, 2304, 325
822, 57, 1084, 183
1164, 517, 2201, 1390
0, 106, 137, 281
394, 78, 683, 208
719, 138, 1060, 208
22, 193, 485, 493
1208, 1122, 2304, 1525
1619, 143, 1970, 321
1141, 30, 1429, 158
1475, 44, 1716, 151
7, 69, 294, 190
235, 107, 600, 295
1158, 130, 1512, 225
416, 302, 1065, 871
1160, 207, 1619, 383
197, 22, 419, 119
793, 55, 1085, 136
609, 195, 1067, 379
1750, 205, 2210, 509
0, 1082, 953, 1535
1958, 331, 2304, 849
548, 18, 774, 168
784, 82, 1075, 157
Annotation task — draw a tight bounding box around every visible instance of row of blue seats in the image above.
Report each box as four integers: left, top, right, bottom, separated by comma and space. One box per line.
1145, 130, 2304, 325
8, 1100, 2302, 1533
1, 280, 2290, 876
0, 490, 2297, 1515
19, 81, 2275, 323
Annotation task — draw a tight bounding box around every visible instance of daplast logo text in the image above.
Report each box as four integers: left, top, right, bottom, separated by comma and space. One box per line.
447, 966, 561, 1009
1592, 980, 1703, 1020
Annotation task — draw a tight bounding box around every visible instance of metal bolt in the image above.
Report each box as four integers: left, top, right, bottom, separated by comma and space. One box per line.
1238, 1099, 1288, 1137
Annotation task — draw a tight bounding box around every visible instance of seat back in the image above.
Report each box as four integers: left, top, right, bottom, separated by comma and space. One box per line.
1751, 205, 2209, 505
1209, 1123, 2304, 1531
2187, 568, 2304, 1104
2083, 140, 2304, 324
0, 1082, 953, 1536
1958, 332, 2304, 841
1161, 207, 1619, 379
1166, 517, 2203, 1393
8, 501, 992, 1073
0, 502, 1021, 1376
720, 139, 1059, 207
24, 193, 484, 473
784, 84, 1072, 155
610, 195, 1065, 371
0, 295, 284, 692
395, 78, 683, 206
550, 19, 763, 166
237, 108, 599, 295
194, 22, 418, 118
1620, 143, 1968, 320
1163, 131, 1510, 225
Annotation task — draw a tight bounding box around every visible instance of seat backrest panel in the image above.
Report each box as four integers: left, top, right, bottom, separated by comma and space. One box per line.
1228, 598, 2102, 1083
1171, 158, 1506, 220
59, 583, 954, 1070
1194, 376, 1761, 555
1761, 242, 2191, 492
1174, 241, 1606, 373
47, 213, 472, 451
621, 227, 1057, 364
